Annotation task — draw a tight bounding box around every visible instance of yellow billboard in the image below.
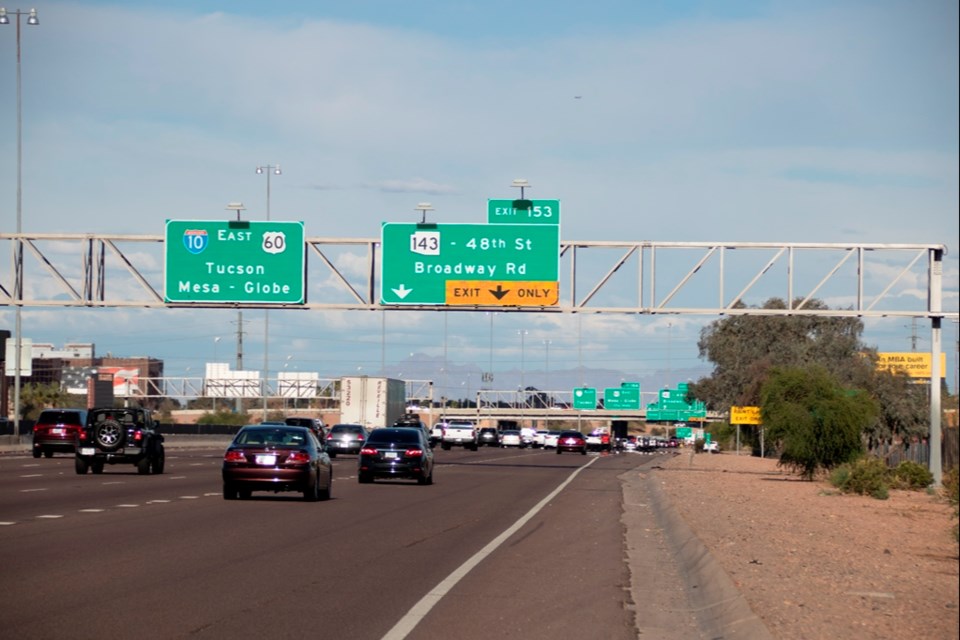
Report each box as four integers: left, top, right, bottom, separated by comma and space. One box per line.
875, 352, 946, 379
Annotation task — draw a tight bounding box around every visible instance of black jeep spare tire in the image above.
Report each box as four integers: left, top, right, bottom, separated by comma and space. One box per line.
95, 419, 126, 451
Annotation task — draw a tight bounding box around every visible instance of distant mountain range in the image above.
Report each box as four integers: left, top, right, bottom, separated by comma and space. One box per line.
382, 352, 711, 405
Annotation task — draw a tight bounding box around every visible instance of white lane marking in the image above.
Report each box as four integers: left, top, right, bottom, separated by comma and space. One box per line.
381, 456, 599, 640
147, 500, 171, 504
168, 476, 188, 480
20, 473, 43, 478
102, 482, 124, 486
79, 509, 104, 513
0, 521, 16, 526
20, 488, 47, 493
116, 504, 139, 508
180, 496, 199, 500
203, 492, 220, 497
36, 515, 63, 519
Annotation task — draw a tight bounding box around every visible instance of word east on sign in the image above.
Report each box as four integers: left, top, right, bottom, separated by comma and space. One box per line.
164, 220, 306, 304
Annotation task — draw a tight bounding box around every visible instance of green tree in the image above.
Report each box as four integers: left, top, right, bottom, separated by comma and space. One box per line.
761, 366, 876, 479
689, 297, 928, 449
16, 382, 74, 420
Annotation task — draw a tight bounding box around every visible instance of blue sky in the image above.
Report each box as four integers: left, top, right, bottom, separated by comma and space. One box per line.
0, 0, 957, 400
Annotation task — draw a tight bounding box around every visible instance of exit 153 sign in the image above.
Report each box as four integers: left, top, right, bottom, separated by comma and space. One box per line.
164, 219, 305, 304
487, 199, 560, 225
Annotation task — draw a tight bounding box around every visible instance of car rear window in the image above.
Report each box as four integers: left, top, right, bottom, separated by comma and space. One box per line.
366, 429, 420, 444
38, 410, 85, 425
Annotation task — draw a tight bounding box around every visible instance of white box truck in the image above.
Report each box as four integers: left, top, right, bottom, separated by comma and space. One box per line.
339, 376, 406, 429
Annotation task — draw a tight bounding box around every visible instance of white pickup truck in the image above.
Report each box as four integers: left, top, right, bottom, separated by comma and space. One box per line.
440, 420, 478, 451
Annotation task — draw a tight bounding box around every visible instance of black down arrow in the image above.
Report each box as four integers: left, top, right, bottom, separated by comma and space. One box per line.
489, 284, 510, 300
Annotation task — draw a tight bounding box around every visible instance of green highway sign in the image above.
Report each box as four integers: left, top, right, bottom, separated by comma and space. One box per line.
604, 384, 640, 410
380, 222, 560, 305
164, 219, 305, 304
488, 199, 560, 225
572, 387, 597, 411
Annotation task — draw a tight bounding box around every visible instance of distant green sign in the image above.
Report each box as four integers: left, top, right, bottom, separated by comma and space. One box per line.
572, 387, 597, 410
487, 199, 560, 225
164, 219, 305, 304
604, 385, 640, 410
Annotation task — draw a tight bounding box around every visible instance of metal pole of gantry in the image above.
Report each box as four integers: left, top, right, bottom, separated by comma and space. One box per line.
256, 164, 281, 420
1, 7, 40, 438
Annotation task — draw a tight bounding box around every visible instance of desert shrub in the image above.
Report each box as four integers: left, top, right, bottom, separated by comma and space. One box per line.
829, 464, 852, 490
835, 457, 889, 500
889, 460, 934, 490
944, 465, 960, 507
943, 466, 959, 542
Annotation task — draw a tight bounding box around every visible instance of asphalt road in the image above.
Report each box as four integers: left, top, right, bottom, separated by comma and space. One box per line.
0, 442, 765, 639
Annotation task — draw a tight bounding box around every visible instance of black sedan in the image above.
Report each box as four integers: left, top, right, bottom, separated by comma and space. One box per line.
358, 427, 434, 485
326, 423, 369, 457
222, 425, 332, 501
556, 430, 588, 455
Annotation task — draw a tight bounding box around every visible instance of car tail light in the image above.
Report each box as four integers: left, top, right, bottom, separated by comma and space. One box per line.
224, 450, 246, 463
404, 449, 423, 457
78, 431, 88, 442
286, 451, 310, 464
133, 430, 143, 443
359, 446, 378, 456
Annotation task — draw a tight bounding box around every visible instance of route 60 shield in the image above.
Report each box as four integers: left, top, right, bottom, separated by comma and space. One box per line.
262, 231, 286, 255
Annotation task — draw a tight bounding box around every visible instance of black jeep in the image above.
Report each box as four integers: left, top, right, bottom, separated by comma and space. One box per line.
75, 407, 165, 475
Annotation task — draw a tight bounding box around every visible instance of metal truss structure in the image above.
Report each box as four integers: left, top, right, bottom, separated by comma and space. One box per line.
2, 233, 956, 479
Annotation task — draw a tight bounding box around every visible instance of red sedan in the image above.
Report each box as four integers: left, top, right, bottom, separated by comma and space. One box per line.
556, 430, 587, 455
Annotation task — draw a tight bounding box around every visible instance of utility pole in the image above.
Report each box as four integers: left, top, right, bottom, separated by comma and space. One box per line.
235, 311, 244, 413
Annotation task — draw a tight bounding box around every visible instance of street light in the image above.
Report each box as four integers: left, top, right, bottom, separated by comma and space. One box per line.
255, 164, 281, 418
1, 7, 39, 438
511, 178, 530, 200
415, 202, 434, 223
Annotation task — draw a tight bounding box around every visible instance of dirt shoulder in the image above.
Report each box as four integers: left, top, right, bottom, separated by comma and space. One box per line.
649, 450, 959, 640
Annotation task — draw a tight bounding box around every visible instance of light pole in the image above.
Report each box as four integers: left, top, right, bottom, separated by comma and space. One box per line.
256, 164, 281, 418
212, 336, 221, 412
226, 202, 246, 413
1, 7, 39, 438
518, 329, 528, 405
543, 339, 551, 394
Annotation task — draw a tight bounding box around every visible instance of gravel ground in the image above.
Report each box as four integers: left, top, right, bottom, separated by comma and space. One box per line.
648, 450, 959, 640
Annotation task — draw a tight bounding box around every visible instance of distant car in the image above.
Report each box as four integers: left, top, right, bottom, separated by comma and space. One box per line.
621, 435, 638, 452
358, 427, 434, 485
284, 416, 327, 441
429, 422, 445, 447
499, 430, 524, 448
542, 430, 561, 449
703, 441, 720, 453
477, 427, 500, 447
585, 429, 612, 452
533, 430, 550, 448
325, 424, 368, 457
222, 424, 332, 501
556, 430, 587, 455
392, 414, 434, 448
32, 408, 87, 458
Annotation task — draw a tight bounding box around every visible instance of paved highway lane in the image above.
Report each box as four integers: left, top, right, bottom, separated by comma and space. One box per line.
0, 446, 666, 639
